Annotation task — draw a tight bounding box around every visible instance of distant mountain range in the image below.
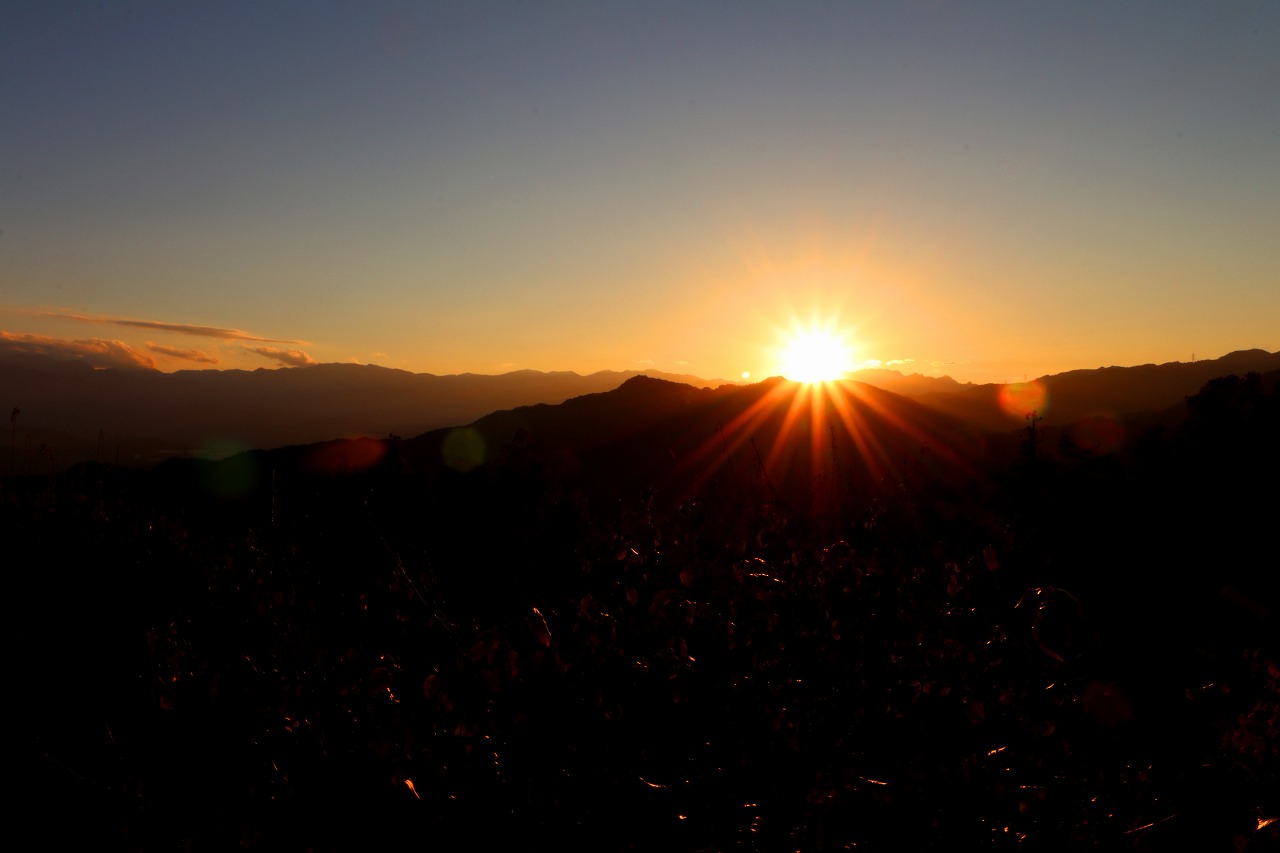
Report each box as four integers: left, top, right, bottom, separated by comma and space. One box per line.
0, 352, 733, 469
385, 348, 1275, 514
2, 348, 1275, 471
850, 349, 1280, 431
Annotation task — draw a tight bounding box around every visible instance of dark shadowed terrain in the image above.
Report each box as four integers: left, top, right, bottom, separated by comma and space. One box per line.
8, 365, 1279, 851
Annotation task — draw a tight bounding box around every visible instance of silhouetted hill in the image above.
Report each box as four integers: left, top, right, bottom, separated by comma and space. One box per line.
897, 349, 1280, 432
0, 353, 734, 469
393, 375, 991, 519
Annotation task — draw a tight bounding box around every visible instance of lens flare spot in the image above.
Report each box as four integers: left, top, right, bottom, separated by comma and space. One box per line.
304, 437, 387, 474
442, 427, 486, 472
198, 438, 258, 498
199, 436, 248, 461
998, 381, 1048, 421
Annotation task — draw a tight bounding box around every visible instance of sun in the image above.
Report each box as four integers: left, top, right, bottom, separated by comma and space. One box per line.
775, 322, 855, 384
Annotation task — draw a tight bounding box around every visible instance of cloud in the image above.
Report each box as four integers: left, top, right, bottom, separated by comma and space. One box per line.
856, 358, 917, 372
35, 310, 308, 344
634, 358, 656, 366
244, 345, 317, 367
145, 342, 219, 364
1, 330, 157, 369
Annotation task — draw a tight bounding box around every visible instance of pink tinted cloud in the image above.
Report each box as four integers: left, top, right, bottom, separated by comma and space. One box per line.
244, 345, 318, 367
1, 330, 157, 369
35, 310, 308, 344
145, 342, 219, 364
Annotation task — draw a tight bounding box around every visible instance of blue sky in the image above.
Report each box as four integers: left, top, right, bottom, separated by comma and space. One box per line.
3, 1, 1277, 382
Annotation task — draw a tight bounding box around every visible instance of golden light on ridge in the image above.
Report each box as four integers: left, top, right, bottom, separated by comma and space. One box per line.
671, 358, 974, 523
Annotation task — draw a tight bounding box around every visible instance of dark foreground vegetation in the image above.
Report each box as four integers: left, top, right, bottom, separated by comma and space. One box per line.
9, 373, 1279, 851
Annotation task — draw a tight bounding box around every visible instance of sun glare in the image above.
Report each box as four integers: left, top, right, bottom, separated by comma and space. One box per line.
776, 324, 854, 384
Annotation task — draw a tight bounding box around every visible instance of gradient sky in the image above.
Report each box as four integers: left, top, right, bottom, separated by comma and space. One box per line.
3, 1, 1277, 384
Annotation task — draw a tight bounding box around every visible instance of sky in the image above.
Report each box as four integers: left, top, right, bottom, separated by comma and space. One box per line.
2, 1, 1277, 385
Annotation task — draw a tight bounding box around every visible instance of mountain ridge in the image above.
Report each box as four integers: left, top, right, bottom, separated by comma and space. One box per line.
0, 353, 738, 469
892, 349, 1280, 431
3, 347, 1275, 471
